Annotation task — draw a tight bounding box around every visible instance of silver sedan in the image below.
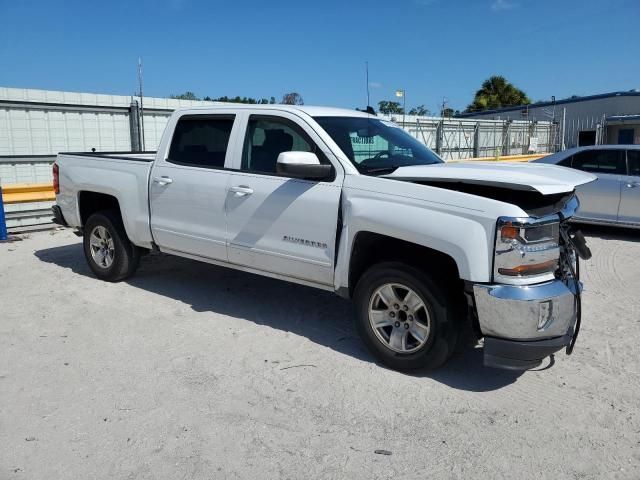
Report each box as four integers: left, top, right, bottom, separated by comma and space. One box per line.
534, 145, 640, 228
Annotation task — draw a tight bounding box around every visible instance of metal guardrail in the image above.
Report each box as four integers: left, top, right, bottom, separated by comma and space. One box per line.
0, 183, 56, 232
450, 153, 547, 163
1, 183, 56, 204
0, 155, 57, 229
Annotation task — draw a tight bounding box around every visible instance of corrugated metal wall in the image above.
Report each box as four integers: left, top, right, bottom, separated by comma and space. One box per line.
460, 92, 640, 148
0, 87, 219, 228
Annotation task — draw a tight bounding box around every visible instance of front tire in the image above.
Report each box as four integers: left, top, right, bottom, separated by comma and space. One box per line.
353, 262, 459, 371
83, 210, 140, 282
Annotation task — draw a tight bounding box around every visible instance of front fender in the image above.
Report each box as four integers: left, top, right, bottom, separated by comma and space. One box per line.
334, 177, 523, 293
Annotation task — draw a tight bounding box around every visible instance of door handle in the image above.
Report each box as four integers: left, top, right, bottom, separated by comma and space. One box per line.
626, 181, 640, 188
229, 185, 253, 196
153, 176, 173, 186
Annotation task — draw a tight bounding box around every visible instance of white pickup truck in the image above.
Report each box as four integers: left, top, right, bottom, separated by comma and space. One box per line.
53, 105, 595, 371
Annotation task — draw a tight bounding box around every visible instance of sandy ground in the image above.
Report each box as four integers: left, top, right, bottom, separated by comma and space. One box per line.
1, 227, 639, 479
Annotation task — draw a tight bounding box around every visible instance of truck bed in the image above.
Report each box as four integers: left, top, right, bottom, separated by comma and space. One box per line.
55, 151, 157, 248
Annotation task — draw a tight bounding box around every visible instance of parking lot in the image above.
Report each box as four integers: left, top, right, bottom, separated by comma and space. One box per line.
1, 227, 639, 479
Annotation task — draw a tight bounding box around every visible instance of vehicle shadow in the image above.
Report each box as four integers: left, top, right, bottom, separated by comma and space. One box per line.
34, 243, 524, 392
575, 223, 640, 243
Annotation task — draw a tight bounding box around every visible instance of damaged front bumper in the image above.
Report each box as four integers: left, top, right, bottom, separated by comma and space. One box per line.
473, 278, 581, 370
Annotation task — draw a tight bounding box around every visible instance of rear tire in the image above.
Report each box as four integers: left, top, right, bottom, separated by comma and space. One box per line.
83, 210, 140, 282
353, 262, 459, 371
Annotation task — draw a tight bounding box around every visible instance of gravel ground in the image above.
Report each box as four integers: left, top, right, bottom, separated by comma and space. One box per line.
1, 227, 639, 479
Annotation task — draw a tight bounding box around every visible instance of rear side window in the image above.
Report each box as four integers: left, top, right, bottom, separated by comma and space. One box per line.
628, 150, 640, 176
168, 115, 235, 168
571, 150, 625, 174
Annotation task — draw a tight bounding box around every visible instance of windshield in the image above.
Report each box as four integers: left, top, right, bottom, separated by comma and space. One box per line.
313, 116, 443, 174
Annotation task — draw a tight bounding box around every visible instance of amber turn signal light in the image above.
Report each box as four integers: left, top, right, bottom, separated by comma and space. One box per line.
498, 259, 558, 277
500, 225, 520, 241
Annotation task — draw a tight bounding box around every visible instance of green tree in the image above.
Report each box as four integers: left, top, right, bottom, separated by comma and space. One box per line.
408, 105, 430, 116
281, 92, 304, 105
201, 95, 279, 104
170, 91, 200, 100
205, 95, 255, 103
466, 76, 530, 112
378, 100, 404, 115
187, 94, 279, 104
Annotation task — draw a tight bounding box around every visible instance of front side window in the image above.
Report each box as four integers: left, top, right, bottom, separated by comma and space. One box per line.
627, 150, 640, 176
168, 115, 235, 168
242, 116, 317, 174
571, 150, 625, 174
314, 116, 442, 174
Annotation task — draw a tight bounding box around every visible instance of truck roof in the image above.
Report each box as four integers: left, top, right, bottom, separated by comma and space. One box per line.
173, 104, 373, 118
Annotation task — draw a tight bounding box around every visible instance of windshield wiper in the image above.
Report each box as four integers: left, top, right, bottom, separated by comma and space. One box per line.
363, 166, 399, 175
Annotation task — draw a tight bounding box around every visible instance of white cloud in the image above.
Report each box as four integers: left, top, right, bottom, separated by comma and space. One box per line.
369, 82, 382, 89
492, 0, 517, 10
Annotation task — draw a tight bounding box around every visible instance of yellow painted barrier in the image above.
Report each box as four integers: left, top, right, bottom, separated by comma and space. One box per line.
1, 183, 56, 204
450, 153, 549, 163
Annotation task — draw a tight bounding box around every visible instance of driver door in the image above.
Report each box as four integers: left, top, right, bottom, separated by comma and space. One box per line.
224, 112, 344, 286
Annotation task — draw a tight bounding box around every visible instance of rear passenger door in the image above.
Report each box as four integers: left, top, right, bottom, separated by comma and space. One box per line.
618, 150, 640, 225
149, 113, 241, 261
571, 149, 625, 223
224, 112, 343, 287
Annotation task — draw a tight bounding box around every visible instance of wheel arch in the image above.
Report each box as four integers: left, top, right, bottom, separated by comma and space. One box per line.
346, 231, 462, 299
78, 191, 122, 226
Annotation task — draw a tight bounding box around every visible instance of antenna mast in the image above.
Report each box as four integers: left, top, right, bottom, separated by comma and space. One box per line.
365, 61, 370, 108
138, 57, 146, 151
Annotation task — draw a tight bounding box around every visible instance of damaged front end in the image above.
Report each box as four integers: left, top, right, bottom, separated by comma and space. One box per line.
471, 195, 592, 370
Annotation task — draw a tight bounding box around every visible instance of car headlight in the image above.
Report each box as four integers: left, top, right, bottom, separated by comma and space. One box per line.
494, 219, 560, 285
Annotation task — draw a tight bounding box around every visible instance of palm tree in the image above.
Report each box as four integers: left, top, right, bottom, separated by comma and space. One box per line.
466, 76, 530, 112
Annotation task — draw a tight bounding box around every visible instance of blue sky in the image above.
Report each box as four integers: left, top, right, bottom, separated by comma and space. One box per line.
1, 0, 638, 112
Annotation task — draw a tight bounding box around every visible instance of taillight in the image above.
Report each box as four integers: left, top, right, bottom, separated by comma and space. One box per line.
53, 163, 60, 194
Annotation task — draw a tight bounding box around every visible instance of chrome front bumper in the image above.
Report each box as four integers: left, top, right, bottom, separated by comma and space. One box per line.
473, 278, 581, 369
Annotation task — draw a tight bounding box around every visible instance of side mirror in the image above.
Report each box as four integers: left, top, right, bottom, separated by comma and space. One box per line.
276, 151, 333, 180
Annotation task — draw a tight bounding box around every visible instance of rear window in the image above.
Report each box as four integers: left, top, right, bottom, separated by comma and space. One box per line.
168, 115, 235, 168
571, 150, 625, 174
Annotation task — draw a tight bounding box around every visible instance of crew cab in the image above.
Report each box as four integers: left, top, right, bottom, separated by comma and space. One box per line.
52, 105, 595, 371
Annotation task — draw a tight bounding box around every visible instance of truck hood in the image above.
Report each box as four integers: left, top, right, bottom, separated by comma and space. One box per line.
383, 161, 596, 195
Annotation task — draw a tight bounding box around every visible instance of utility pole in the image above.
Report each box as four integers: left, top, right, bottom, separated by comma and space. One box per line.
395, 89, 406, 127
137, 57, 146, 151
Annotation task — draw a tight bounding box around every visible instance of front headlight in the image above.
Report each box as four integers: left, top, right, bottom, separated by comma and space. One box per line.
494, 219, 560, 285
